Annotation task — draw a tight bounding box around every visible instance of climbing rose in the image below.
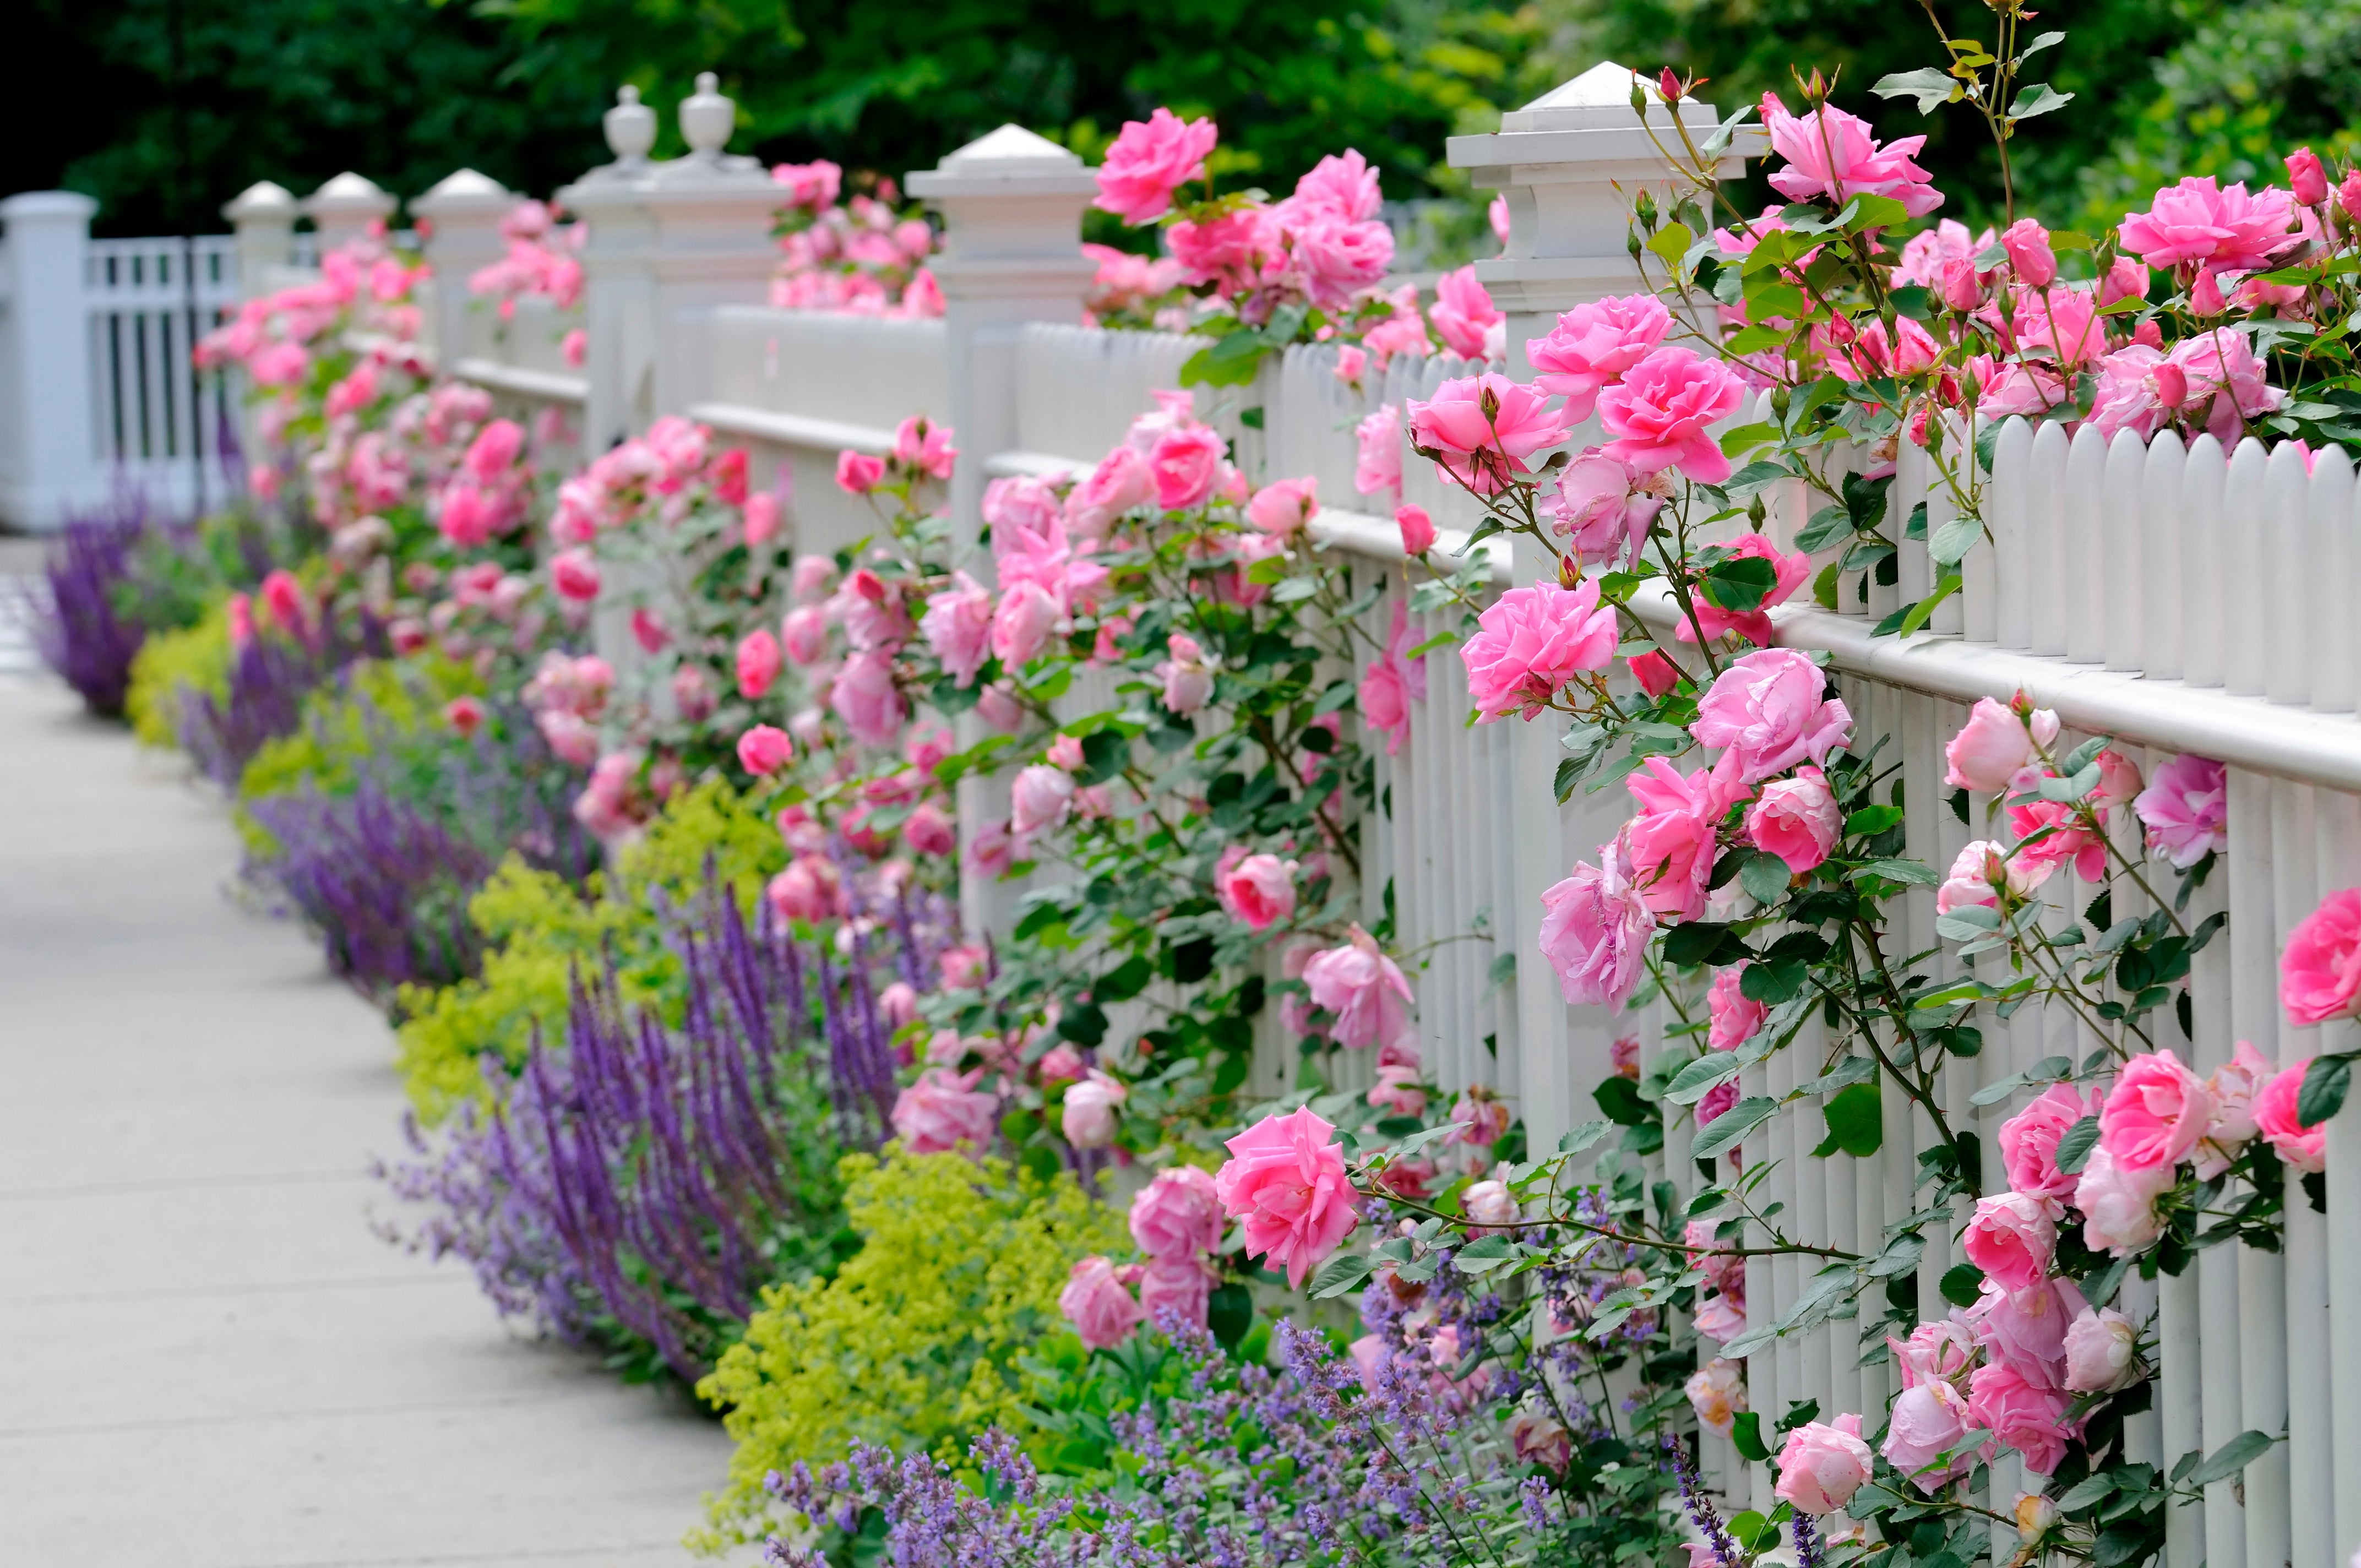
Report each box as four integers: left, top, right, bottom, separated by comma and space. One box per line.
830, 651, 905, 747
1597, 347, 1749, 482
890, 415, 957, 479
1998, 1082, 2102, 1203
1129, 1166, 1224, 1259
548, 548, 601, 602
1747, 767, 1841, 873
780, 603, 828, 666
1962, 1192, 2057, 1292
1945, 696, 2058, 792
1354, 406, 1403, 501
1148, 423, 1226, 510
736, 725, 794, 775
1303, 926, 1416, 1052
1218, 851, 1298, 931
1214, 1107, 1360, 1287
903, 802, 956, 858
921, 571, 995, 688
2074, 1146, 2174, 1255
1761, 95, 1944, 217
1526, 294, 1672, 420
1689, 648, 1851, 782
1247, 476, 1318, 536
1396, 503, 1437, 556
1685, 1358, 1748, 1437
1882, 1379, 1976, 1493
1095, 108, 1219, 224
1775, 1417, 1874, 1516
736, 630, 782, 700
1617, 753, 1752, 923
2000, 219, 2057, 286
1677, 533, 1811, 645
2280, 888, 2361, 1025
2118, 177, 2297, 274
1062, 1070, 1127, 1149
1428, 264, 1503, 359
1968, 1363, 2072, 1476
1067, 445, 1155, 536
1138, 1255, 1215, 1330
1406, 374, 1572, 494
835, 450, 884, 493
890, 1068, 1000, 1153
1536, 845, 1656, 1006
1547, 450, 1661, 567
2062, 1306, 2141, 1392
1460, 580, 1618, 721
1059, 1256, 1146, 1350
1010, 764, 1076, 837
2133, 754, 2228, 867
2254, 1061, 2327, 1173
2099, 1048, 2217, 1170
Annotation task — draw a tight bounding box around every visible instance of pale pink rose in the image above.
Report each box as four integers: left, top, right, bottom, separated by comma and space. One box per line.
1218, 851, 1298, 930
736, 725, 795, 776
1288, 216, 1395, 308
890, 415, 956, 480
2134, 754, 2228, 868
2119, 177, 2297, 273
1690, 648, 1851, 783
1775, 1415, 1873, 1515
1684, 1357, 1748, 1438
975, 682, 1025, 733
538, 711, 600, 767
836, 449, 885, 493
904, 802, 956, 858
2074, 1145, 2175, 1255
1761, 95, 1944, 217
1428, 265, 1503, 360
2254, 1061, 2327, 1173
1148, 423, 1226, 511
736, 629, 783, 699
1597, 347, 1749, 483
1944, 696, 2057, 792
1968, 1362, 2072, 1475
1303, 925, 1416, 1052
1892, 220, 1988, 286
2006, 796, 2109, 888
1152, 631, 1214, 715
830, 651, 905, 747
1747, 767, 1841, 873
879, 982, 920, 1034
1136, 1253, 1215, 1330
920, 571, 995, 688
1248, 476, 1318, 536
1525, 294, 1673, 420
1360, 598, 1424, 756
1999, 1081, 2102, 1203
890, 1066, 1000, 1153
989, 580, 1061, 669
1508, 1409, 1572, 1473
1367, 1064, 1428, 1119
1060, 1255, 1146, 1349
780, 603, 829, 666
1968, 1273, 2087, 1389
1010, 764, 1076, 839
766, 856, 845, 924
1066, 445, 1155, 537
1674, 532, 1812, 645
1460, 579, 1618, 721
2167, 328, 2287, 442
1449, 1090, 1511, 1146
1889, 1319, 1976, 1389
2281, 888, 2361, 1025
1062, 1069, 1128, 1149
1214, 1107, 1360, 1287
1706, 964, 1766, 1052
1936, 839, 2026, 916
791, 554, 839, 604
1546, 449, 1662, 568
1963, 1192, 2058, 1291
2200, 1039, 2277, 1170
2061, 1306, 2141, 1392
1406, 373, 1573, 495
1349, 406, 1406, 505
966, 820, 1015, 878
1883, 1379, 1977, 1493
1618, 752, 1753, 923
2099, 1049, 2217, 1170
438, 483, 495, 548
1536, 846, 1656, 1006
983, 472, 1064, 535
1461, 1178, 1520, 1228
1334, 344, 1369, 386
1129, 1165, 1223, 1259
1395, 503, 1437, 556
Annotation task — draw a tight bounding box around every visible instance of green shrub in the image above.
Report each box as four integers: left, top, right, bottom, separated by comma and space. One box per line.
124, 603, 232, 748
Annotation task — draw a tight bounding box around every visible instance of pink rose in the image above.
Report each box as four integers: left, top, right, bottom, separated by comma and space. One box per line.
2288, 148, 2330, 207
2119, 177, 2297, 273
1449, 1090, 1511, 1147
1095, 108, 1219, 223
2099, 1048, 2217, 1170
1689, 648, 1851, 783
2200, 1038, 2277, 1168
1406, 374, 1573, 495
736, 725, 795, 775
1963, 1191, 2058, 1292
1367, 1064, 1428, 1119
966, 820, 1015, 877
990, 580, 1062, 668
2006, 796, 2109, 888
1761, 95, 1944, 217
548, 548, 600, 602
742, 491, 781, 547
1290, 216, 1396, 308
890, 1067, 1000, 1153
1966, 1274, 2088, 1395
1067, 445, 1155, 537
736, 629, 783, 700
1218, 851, 1298, 930
1617, 753, 1752, 923
921, 570, 995, 687
438, 484, 494, 548
1629, 650, 1680, 697
1460, 579, 1618, 721
1509, 1411, 1573, 1474
2254, 1060, 2327, 1173
1148, 423, 1226, 510
1695, 1081, 1740, 1129
1747, 766, 1841, 873
1129, 1165, 1224, 1259
2281, 888, 2361, 1025
836, 449, 885, 493
1998, 1081, 2102, 1203
1775, 1415, 1873, 1515
1354, 406, 1403, 502
1944, 695, 2058, 792
766, 856, 845, 924
1883, 1380, 1977, 1494
1889, 1319, 1975, 1389
2062, 1305, 2141, 1393
830, 650, 905, 747
1059, 1255, 1146, 1350
2000, 218, 2057, 286
1675, 532, 1811, 645
1248, 476, 1318, 536
1968, 1363, 2072, 1476
1536, 846, 1657, 1006
1010, 764, 1076, 838
1936, 839, 2028, 916
1706, 964, 1766, 1052
1685, 1358, 1748, 1438
778, 604, 828, 666
1155, 631, 1214, 715
2134, 754, 2228, 868
1214, 1107, 1361, 1287
890, 415, 956, 480
904, 802, 956, 858
1428, 264, 1503, 359
1062, 1069, 1128, 1148
1526, 293, 1672, 419
2074, 1146, 2175, 1255
1303, 925, 1416, 1052
1136, 1254, 1215, 1331
1597, 347, 1748, 483
1546, 449, 1662, 568
1395, 503, 1436, 556
791, 554, 839, 604
975, 682, 1026, 733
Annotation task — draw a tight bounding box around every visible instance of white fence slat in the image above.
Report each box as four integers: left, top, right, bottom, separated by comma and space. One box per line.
2027, 419, 2070, 657
2180, 433, 2227, 688
2103, 428, 2147, 672
2308, 447, 2357, 714
2266, 442, 2314, 706
2142, 433, 2185, 682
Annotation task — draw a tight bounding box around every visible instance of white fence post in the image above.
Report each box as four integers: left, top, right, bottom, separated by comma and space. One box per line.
906, 125, 1098, 940
411, 170, 516, 370
222, 181, 296, 300
0, 191, 97, 531
301, 172, 397, 254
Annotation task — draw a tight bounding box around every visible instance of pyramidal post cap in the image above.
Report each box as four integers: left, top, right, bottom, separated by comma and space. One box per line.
224, 181, 297, 223
1497, 61, 1720, 133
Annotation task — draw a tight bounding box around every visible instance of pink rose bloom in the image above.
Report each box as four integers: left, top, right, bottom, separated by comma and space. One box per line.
890, 1067, 1000, 1153
1999, 1081, 2102, 1204
547, 549, 600, 602
1303, 925, 1416, 1052
438, 484, 494, 549
2118, 177, 2297, 273
1148, 422, 1226, 511
1059, 1255, 1146, 1350
1248, 475, 1318, 536
904, 802, 956, 858
990, 580, 1062, 669
2200, 1039, 2277, 1168
2092, 748, 2144, 810
1963, 1192, 2058, 1292
1359, 598, 1426, 757
2009, 285, 2107, 372
1685, 1359, 1748, 1438
736, 629, 782, 700
1137, 1254, 1215, 1330
1353, 404, 1403, 501
1889, 1319, 1976, 1390
1690, 648, 1851, 783
1287, 148, 1382, 223
1334, 344, 1368, 385
2134, 754, 2228, 868
766, 856, 845, 923
1406, 374, 1573, 494
1095, 108, 1218, 224
1629, 650, 1680, 697
1428, 265, 1503, 360
1129, 1165, 1224, 1259
1290, 216, 1396, 308
2074, 1145, 2175, 1255
921, 570, 995, 688
1368, 1064, 1428, 1119
2099, 1048, 2217, 1170
1525, 294, 1672, 420
1968, 1362, 2072, 1476
2167, 328, 2287, 441
1883, 1379, 1977, 1493
1214, 1107, 1361, 1287
1067, 445, 1155, 537
2283, 888, 2361, 1025
1747, 767, 1841, 873
1509, 1411, 1573, 1474
1936, 838, 2030, 916
1695, 1081, 1740, 1129
1010, 764, 1076, 838
830, 651, 906, 747
2006, 797, 2109, 888
1536, 846, 1657, 1006
736, 725, 795, 775
1546, 450, 1662, 568
1999, 218, 2057, 286
1167, 208, 1271, 290
1219, 851, 1298, 930
2062, 1306, 2141, 1393
741, 489, 781, 547
1675, 532, 1811, 645
1775, 1416, 1873, 1516
2254, 1061, 2327, 1173
781, 603, 830, 666
791, 554, 839, 604
1449, 1091, 1511, 1147
1617, 752, 1753, 922
1460, 579, 1618, 721
1155, 631, 1214, 715
975, 682, 1025, 733
1944, 695, 2058, 792
1761, 95, 1944, 217
1395, 503, 1437, 557
1706, 964, 1766, 1052
836, 449, 885, 494
890, 415, 957, 480
1597, 346, 1748, 483
1062, 1069, 1127, 1149
2288, 147, 2331, 206
966, 820, 1015, 877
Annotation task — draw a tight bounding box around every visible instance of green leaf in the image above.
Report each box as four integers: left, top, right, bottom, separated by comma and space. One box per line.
1309, 1252, 1376, 1299
1739, 958, 1807, 1005
1850, 858, 1940, 886
1895, 571, 1963, 636
1486, 951, 1517, 994
2187, 1430, 2276, 1487
1179, 331, 1272, 388
1838, 193, 1911, 233
1846, 804, 1905, 836
1970, 1054, 2073, 1106
2054, 1473, 2118, 1512
1244, 553, 1292, 585
1078, 728, 1129, 786
1692, 1096, 1776, 1160
1929, 514, 1983, 568
1811, 1080, 1885, 1157
1701, 555, 1780, 612
2007, 81, 2076, 121
1939, 1262, 1985, 1308
1665, 1052, 1745, 1106
2298, 1052, 2353, 1128
1454, 1234, 1517, 1271
1723, 458, 1793, 496
1271, 575, 1320, 604
2054, 1114, 2102, 1175
1595, 1075, 1653, 1127
1646, 221, 1696, 264
1558, 1119, 1613, 1155
1872, 66, 1959, 113
1740, 851, 1793, 906
1731, 1411, 1771, 1462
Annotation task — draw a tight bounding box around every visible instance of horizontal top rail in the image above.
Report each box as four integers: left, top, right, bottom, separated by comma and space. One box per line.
450, 356, 588, 406
686, 402, 890, 456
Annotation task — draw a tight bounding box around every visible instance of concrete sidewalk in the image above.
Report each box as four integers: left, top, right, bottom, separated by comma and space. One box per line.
0, 668, 735, 1566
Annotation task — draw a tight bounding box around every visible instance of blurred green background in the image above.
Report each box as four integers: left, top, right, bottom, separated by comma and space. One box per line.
12, 0, 2357, 241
